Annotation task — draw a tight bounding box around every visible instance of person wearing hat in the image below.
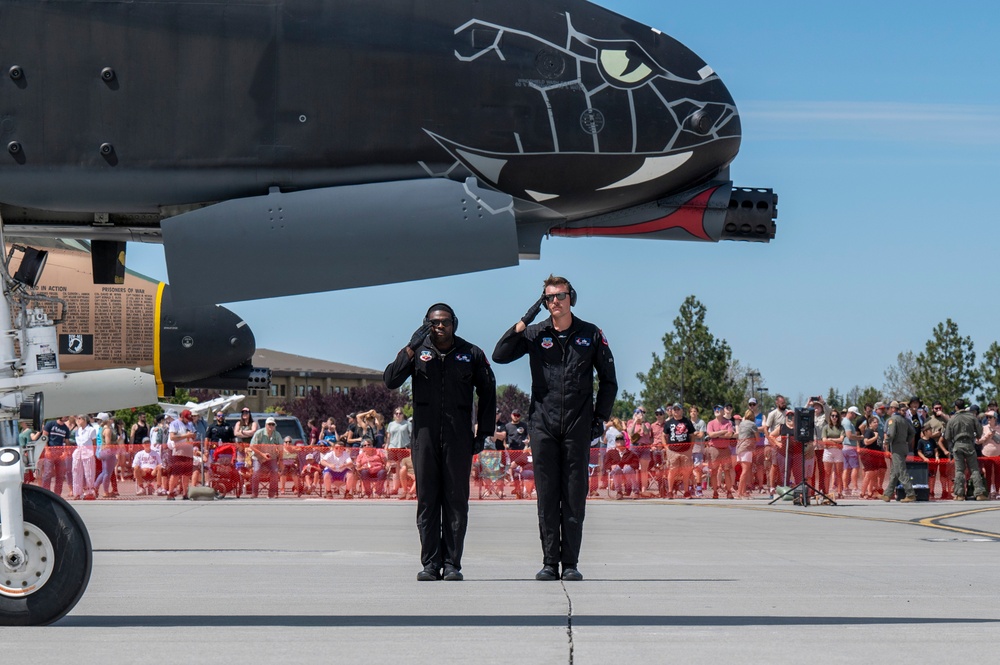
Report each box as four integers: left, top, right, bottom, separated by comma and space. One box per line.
39, 415, 72, 497
705, 405, 735, 498
94, 412, 120, 498
881, 400, 917, 502
493, 408, 508, 449
493, 275, 617, 582
167, 409, 198, 499
663, 403, 697, 499
343, 412, 365, 447
233, 407, 258, 446
873, 402, 888, 441
132, 437, 161, 496
249, 417, 283, 498
206, 411, 235, 449
604, 432, 639, 499
841, 406, 863, 496
384, 302, 496, 582
71, 414, 98, 500
300, 452, 322, 496
504, 409, 528, 451
148, 412, 171, 495
943, 399, 987, 500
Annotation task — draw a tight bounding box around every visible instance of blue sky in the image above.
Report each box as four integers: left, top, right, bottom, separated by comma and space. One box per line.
128, 0, 1000, 407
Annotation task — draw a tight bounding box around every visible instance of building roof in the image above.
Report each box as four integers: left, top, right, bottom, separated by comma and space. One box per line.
253, 348, 382, 380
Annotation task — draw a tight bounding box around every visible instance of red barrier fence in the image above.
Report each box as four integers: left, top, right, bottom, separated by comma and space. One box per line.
23, 442, 1000, 502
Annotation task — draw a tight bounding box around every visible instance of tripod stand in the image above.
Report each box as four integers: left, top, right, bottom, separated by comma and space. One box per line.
768, 437, 836, 506
767, 398, 837, 506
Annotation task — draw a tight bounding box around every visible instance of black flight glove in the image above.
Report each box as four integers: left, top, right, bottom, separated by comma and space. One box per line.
591, 416, 605, 443
407, 322, 432, 351
473, 435, 486, 455
521, 296, 546, 326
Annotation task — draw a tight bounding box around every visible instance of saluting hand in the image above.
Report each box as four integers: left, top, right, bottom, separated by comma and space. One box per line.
407, 322, 432, 351
521, 296, 546, 326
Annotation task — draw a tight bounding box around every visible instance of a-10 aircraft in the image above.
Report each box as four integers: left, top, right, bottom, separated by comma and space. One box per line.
0, 0, 774, 304
0, 0, 776, 625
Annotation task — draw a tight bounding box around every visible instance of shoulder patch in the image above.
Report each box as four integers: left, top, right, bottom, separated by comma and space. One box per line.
599, 329, 609, 345
418, 350, 433, 362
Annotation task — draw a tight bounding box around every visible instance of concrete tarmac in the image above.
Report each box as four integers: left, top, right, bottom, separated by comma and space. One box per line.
5, 497, 999, 663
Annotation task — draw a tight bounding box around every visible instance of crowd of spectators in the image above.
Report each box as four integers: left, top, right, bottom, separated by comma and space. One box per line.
18, 394, 1000, 502
23, 405, 418, 501
591, 395, 1000, 502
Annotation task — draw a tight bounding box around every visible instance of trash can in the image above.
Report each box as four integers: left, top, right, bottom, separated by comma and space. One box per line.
896, 460, 929, 501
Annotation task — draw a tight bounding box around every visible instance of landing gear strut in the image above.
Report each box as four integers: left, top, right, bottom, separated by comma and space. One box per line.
0, 475, 92, 625
0, 225, 93, 625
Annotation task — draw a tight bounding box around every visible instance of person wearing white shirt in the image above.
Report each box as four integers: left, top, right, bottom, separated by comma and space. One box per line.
71, 414, 97, 500
166, 409, 197, 499
321, 442, 356, 498
132, 437, 162, 495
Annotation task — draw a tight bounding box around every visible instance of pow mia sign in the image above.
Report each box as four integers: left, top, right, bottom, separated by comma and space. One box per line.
59, 334, 93, 355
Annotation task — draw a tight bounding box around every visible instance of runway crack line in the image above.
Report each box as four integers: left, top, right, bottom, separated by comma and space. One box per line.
561, 581, 574, 665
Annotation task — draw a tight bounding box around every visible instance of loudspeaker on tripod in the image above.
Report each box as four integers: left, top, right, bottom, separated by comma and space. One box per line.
793, 407, 814, 444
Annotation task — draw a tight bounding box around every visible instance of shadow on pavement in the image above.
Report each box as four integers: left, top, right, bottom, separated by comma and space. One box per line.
58, 615, 1000, 628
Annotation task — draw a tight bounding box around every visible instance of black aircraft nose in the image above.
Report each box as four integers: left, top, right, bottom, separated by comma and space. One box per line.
443, 3, 743, 218
155, 284, 256, 388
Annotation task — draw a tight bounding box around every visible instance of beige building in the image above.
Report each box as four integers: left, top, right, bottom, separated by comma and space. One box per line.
226, 348, 383, 412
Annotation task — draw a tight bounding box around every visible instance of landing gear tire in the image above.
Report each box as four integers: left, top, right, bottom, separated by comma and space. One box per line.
0, 485, 93, 626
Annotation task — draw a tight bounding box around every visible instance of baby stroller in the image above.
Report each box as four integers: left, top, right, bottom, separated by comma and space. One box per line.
476, 445, 507, 499
210, 444, 242, 498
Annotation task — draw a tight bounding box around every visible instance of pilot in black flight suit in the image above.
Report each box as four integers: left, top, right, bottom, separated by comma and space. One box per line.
492, 276, 617, 582
383, 303, 496, 582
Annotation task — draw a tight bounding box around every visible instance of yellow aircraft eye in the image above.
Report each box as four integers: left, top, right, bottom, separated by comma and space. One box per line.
599, 49, 654, 85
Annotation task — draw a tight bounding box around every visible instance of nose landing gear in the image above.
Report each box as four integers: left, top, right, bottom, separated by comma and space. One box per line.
0, 484, 93, 625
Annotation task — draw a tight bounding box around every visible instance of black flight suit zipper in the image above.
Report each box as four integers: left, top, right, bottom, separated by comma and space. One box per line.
554, 328, 569, 436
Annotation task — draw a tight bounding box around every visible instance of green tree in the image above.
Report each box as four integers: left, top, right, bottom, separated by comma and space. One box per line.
912, 319, 978, 405
722, 360, 755, 412
112, 388, 195, 434
883, 350, 918, 400
845, 385, 883, 410
496, 384, 530, 420
976, 341, 1000, 405
613, 389, 638, 419
637, 296, 739, 411
825, 387, 844, 411
279, 384, 409, 430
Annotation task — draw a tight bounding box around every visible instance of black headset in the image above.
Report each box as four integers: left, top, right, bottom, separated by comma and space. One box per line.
424, 303, 458, 332
542, 279, 577, 309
